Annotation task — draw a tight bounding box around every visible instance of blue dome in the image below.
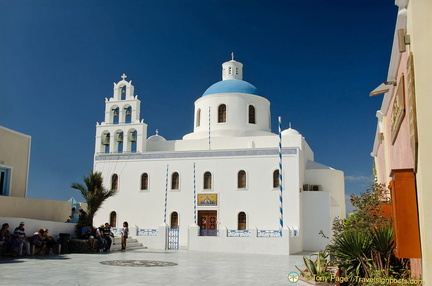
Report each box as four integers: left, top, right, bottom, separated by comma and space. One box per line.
203, 79, 259, 96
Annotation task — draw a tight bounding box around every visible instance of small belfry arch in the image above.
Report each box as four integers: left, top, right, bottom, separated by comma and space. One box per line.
128, 129, 137, 153
112, 106, 120, 124
116, 131, 124, 153
124, 105, 132, 123
101, 131, 111, 153
121, 85, 126, 100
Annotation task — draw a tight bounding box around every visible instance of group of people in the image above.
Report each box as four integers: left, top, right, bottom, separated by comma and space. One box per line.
81, 221, 129, 252
0, 222, 58, 256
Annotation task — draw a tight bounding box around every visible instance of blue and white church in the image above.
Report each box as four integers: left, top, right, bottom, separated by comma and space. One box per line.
93, 56, 345, 254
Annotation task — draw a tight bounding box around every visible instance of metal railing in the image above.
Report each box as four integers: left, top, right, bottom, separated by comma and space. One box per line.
200, 229, 219, 236
110, 228, 122, 236
227, 229, 251, 237
138, 229, 159, 236
257, 230, 282, 237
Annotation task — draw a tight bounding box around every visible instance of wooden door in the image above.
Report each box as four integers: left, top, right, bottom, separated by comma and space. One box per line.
198, 210, 217, 236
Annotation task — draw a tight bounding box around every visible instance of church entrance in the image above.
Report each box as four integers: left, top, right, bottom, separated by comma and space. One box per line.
198, 210, 217, 236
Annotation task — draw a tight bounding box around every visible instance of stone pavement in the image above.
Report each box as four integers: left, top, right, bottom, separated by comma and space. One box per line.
0, 249, 308, 285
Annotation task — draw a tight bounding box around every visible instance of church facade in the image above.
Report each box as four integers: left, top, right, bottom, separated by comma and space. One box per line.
93, 57, 345, 254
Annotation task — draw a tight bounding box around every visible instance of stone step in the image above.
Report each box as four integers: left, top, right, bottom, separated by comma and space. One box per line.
109, 237, 146, 251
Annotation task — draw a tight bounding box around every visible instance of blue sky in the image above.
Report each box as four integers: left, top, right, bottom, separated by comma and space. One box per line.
1, 0, 397, 209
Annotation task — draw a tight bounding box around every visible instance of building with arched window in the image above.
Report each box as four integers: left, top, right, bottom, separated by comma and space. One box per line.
93, 57, 345, 255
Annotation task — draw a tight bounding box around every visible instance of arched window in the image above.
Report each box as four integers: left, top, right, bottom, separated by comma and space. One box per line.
196, 109, 201, 127
112, 107, 119, 124
238, 212, 246, 230
203, 172, 212, 189
238, 170, 246, 189
248, 105, 256, 124
141, 173, 149, 190
273, 170, 280, 188
111, 174, 118, 190
110, 211, 117, 227
218, 104, 227, 123
171, 172, 179, 190
125, 106, 132, 123
171, 212, 179, 228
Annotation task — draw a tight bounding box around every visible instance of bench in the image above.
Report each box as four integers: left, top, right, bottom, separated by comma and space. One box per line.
28, 237, 61, 255
69, 239, 101, 253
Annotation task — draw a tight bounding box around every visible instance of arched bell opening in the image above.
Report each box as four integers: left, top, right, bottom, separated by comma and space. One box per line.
116, 131, 124, 153
128, 130, 137, 153
125, 106, 132, 124
101, 132, 110, 154
112, 107, 120, 124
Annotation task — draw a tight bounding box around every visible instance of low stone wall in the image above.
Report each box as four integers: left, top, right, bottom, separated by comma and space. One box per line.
0, 197, 71, 222
0, 217, 76, 240
188, 225, 298, 255
69, 239, 101, 253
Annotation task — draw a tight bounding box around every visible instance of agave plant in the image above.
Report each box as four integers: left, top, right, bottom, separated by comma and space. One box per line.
296, 250, 332, 281
329, 229, 373, 278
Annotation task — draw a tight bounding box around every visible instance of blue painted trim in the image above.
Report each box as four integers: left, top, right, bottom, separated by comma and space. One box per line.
95, 148, 297, 161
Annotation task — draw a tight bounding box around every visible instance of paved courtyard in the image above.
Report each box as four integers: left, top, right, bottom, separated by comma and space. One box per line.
0, 249, 307, 285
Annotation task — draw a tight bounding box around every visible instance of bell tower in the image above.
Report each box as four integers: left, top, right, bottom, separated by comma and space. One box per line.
95, 74, 148, 155
222, 52, 243, 80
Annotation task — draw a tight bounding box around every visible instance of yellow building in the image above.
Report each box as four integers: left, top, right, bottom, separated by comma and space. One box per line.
0, 126, 72, 223
0, 126, 31, 198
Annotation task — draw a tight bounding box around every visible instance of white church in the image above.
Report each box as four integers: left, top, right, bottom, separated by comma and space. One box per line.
93, 56, 345, 254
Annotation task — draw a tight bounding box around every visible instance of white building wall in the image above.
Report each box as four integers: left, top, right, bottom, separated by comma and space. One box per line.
305, 168, 346, 219
94, 148, 303, 248
301, 191, 331, 251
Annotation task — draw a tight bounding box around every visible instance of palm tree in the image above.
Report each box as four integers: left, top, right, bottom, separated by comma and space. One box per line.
71, 171, 117, 226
